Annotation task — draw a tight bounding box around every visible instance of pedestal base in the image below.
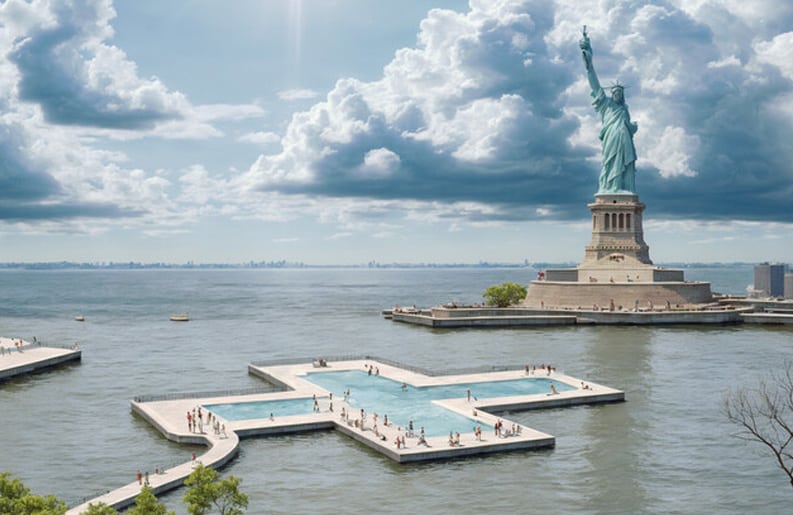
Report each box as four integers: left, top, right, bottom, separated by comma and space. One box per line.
582, 193, 651, 267
526, 193, 715, 309
524, 279, 714, 310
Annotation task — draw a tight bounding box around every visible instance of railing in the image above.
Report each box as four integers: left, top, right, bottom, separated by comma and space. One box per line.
135, 357, 529, 404
1, 341, 78, 352
134, 385, 283, 403
69, 453, 200, 508
71, 488, 115, 510
249, 355, 524, 377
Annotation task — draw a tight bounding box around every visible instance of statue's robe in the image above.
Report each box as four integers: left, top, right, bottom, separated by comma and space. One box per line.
592, 88, 637, 193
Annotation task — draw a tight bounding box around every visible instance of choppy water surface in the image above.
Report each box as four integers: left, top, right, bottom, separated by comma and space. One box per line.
1, 266, 791, 514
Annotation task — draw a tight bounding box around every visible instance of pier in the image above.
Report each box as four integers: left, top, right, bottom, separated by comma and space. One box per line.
0, 338, 81, 382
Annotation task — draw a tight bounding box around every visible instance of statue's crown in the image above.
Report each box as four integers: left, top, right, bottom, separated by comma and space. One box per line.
610, 80, 626, 92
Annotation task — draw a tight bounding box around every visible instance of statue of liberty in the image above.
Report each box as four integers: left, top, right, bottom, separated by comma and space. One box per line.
579, 27, 638, 194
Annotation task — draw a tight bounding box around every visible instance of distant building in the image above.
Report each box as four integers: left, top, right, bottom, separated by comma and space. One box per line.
785, 273, 793, 300
754, 263, 785, 297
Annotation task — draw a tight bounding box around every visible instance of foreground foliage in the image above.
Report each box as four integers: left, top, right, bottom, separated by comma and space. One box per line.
483, 282, 527, 307
0, 472, 67, 515
2, 466, 247, 514
183, 464, 249, 515
127, 485, 174, 515
82, 503, 119, 515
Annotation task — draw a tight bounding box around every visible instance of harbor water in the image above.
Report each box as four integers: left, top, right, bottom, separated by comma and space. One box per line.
0, 265, 791, 514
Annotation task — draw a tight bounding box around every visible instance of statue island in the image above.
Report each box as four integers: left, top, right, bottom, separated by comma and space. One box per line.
389, 30, 751, 326
383, 27, 752, 328
521, 28, 716, 314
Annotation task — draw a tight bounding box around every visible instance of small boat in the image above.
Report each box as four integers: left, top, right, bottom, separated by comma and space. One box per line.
74, 315, 85, 322
169, 313, 190, 322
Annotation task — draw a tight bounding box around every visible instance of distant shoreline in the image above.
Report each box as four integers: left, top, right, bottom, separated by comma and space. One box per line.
0, 261, 766, 271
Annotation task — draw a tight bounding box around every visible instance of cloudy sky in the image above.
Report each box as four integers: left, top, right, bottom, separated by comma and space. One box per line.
0, 0, 791, 264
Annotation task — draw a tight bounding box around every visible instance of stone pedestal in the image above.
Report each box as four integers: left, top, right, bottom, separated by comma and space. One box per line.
578, 193, 655, 283
524, 193, 715, 309
582, 193, 649, 262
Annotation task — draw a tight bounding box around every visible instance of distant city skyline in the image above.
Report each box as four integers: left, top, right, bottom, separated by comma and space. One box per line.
1, 1, 791, 264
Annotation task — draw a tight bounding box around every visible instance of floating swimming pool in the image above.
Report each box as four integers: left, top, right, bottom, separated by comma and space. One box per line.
304, 370, 574, 437
202, 370, 574, 436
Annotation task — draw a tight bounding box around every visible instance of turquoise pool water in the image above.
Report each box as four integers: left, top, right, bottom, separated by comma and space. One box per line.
203, 370, 574, 436
205, 398, 315, 421
305, 369, 574, 437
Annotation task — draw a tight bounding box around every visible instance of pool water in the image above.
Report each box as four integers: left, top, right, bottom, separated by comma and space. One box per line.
305, 370, 573, 437
205, 397, 315, 421
202, 370, 574, 437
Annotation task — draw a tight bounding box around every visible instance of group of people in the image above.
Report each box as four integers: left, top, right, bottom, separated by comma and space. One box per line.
135, 466, 166, 487
524, 363, 556, 375
136, 469, 150, 486
340, 406, 386, 434
354, 417, 428, 449
186, 406, 226, 437
0, 338, 28, 356
384, 423, 421, 448
312, 393, 334, 413
494, 419, 522, 438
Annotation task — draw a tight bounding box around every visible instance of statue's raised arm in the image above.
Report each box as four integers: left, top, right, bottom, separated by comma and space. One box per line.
579, 26, 601, 94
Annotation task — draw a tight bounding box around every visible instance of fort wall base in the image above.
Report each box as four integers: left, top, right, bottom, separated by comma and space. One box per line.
524, 280, 714, 310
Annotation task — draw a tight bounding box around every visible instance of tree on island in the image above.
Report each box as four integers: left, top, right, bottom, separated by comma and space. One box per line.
723, 361, 793, 490
183, 464, 249, 515
483, 282, 527, 308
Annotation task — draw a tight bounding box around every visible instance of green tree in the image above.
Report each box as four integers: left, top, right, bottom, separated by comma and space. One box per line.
0, 472, 67, 515
82, 503, 118, 515
183, 464, 248, 515
483, 282, 527, 308
127, 485, 174, 515
724, 361, 793, 490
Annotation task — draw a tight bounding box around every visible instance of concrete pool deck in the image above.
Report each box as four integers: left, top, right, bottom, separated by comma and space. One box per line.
68, 358, 623, 513
0, 337, 81, 382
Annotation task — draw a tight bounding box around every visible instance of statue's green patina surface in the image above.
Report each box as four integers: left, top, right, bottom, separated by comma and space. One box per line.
580, 28, 638, 194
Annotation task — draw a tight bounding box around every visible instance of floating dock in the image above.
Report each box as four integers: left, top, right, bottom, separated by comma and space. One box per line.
0, 338, 81, 382
68, 357, 623, 513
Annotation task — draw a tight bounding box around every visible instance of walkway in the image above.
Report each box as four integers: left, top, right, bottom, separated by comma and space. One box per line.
67, 418, 240, 514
